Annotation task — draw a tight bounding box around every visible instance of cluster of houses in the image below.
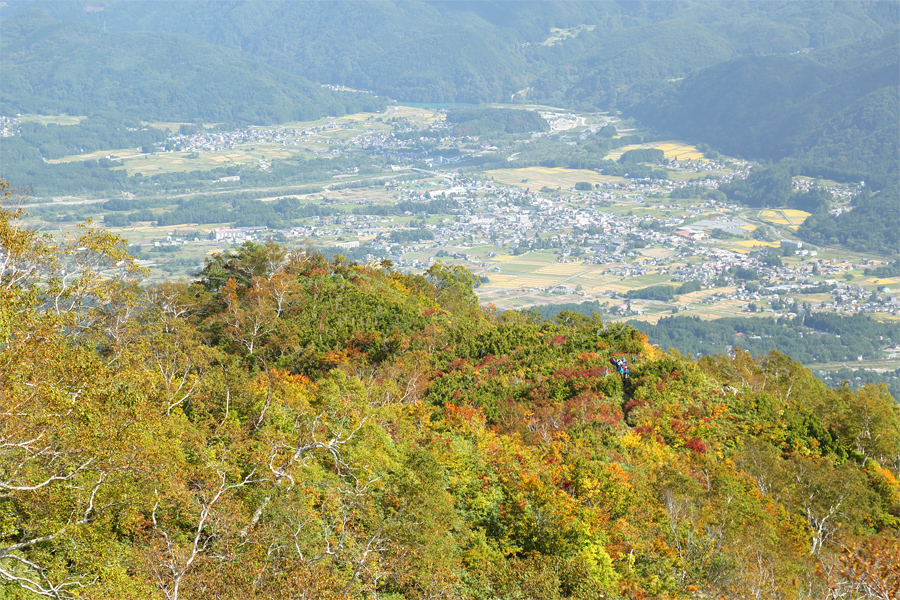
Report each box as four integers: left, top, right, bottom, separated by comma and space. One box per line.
150, 122, 353, 157
0, 116, 17, 138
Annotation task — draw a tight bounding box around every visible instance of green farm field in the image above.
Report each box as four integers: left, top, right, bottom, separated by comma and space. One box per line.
485, 167, 627, 190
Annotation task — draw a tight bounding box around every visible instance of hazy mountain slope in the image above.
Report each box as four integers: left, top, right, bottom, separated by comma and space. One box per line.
795, 79, 900, 180
629, 33, 899, 181
0, 9, 385, 124
550, 1, 897, 109
2, 0, 547, 102
8, 0, 895, 105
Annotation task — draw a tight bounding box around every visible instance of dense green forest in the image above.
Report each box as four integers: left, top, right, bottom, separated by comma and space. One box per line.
0, 9, 385, 124
2, 187, 899, 599
623, 281, 702, 302
445, 108, 549, 136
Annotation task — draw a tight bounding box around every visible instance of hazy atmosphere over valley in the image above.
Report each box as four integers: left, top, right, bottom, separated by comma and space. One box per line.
1, 2, 899, 599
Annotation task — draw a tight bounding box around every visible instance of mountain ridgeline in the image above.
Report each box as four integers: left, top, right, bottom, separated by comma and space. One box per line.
0, 9, 385, 125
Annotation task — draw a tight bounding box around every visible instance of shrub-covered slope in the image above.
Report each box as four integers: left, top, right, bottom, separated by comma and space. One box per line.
2, 190, 898, 599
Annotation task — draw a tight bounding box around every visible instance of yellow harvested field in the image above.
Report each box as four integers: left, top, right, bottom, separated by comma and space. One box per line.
761, 209, 810, 226
869, 278, 898, 285
341, 114, 376, 122
680, 290, 712, 303
628, 314, 667, 325
605, 141, 705, 161
536, 263, 587, 275
741, 224, 757, 231
652, 142, 705, 161
504, 260, 552, 267
490, 281, 531, 290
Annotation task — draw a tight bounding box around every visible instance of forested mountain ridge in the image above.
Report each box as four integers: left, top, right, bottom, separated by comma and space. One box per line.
630, 32, 900, 181
5, 0, 896, 106
2, 188, 898, 599
0, 9, 385, 124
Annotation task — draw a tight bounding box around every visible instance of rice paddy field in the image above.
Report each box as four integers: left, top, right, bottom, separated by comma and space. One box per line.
735, 240, 781, 249
605, 141, 706, 162
759, 209, 811, 230
43, 105, 443, 177
475, 250, 683, 305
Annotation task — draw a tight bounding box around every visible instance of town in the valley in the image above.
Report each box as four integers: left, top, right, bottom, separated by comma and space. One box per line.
10, 104, 897, 329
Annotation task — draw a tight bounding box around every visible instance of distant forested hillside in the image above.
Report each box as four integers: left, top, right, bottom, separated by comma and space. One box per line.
630, 33, 899, 183
547, 1, 898, 110
445, 108, 549, 135
0, 9, 385, 124
7, 0, 896, 106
